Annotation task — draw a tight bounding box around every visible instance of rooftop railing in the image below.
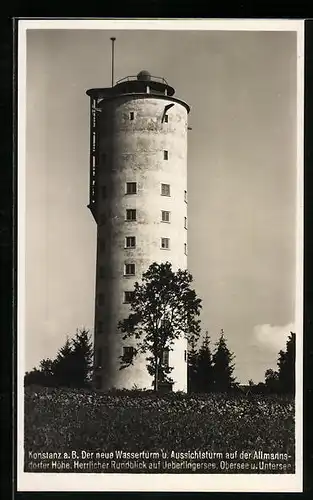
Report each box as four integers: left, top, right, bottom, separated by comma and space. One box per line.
115, 75, 169, 85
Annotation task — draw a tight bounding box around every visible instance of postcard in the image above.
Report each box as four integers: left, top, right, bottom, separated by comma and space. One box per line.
17, 18, 304, 492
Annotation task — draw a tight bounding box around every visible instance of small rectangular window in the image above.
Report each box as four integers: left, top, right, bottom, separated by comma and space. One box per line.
162, 348, 169, 367
96, 348, 102, 367
161, 210, 170, 223
97, 321, 103, 334
126, 182, 137, 195
164, 115, 169, 123
184, 217, 188, 229
124, 291, 134, 303
184, 243, 188, 255
161, 238, 170, 250
129, 111, 135, 120
161, 184, 170, 196
101, 186, 107, 199
184, 350, 187, 362
123, 346, 135, 363
125, 236, 136, 248
98, 293, 104, 306
161, 318, 170, 330
126, 209, 137, 221
184, 190, 188, 203
125, 263, 136, 276
164, 150, 169, 160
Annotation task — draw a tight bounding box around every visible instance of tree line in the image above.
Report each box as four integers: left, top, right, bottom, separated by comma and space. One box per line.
24, 262, 295, 395
24, 328, 295, 395
188, 330, 295, 395
188, 330, 237, 393
24, 328, 93, 389
262, 331, 295, 395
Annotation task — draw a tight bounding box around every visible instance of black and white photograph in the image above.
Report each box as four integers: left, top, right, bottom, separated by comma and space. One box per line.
17, 19, 304, 492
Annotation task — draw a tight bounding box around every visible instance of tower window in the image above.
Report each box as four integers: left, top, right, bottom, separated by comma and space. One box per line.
184, 243, 188, 255
125, 263, 136, 276
164, 115, 169, 123
184, 217, 187, 229
161, 210, 170, 223
97, 321, 103, 334
129, 111, 135, 120
126, 182, 137, 195
184, 190, 188, 203
164, 150, 169, 160
161, 184, 170, 197
161, 238, 170, 250
123, 346, 135, 363
162, 348, 169, 367
98, 293, 104, 306
184, 350, 187, 362
126, 209, 137, 221
101, 186, 107, 199
161, 318, 170, 330
125, 236, 136, 248
96, 348, 102, 368
124, 291, 134, 303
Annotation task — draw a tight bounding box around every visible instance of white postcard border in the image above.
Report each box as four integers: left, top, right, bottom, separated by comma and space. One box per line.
17, 18, 305, 493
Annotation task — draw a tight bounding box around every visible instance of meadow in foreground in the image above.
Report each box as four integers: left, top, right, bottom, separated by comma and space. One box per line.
24, 385, 295, 473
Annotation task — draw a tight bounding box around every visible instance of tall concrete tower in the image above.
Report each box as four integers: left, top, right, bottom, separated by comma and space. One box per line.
86, 67, 190, 391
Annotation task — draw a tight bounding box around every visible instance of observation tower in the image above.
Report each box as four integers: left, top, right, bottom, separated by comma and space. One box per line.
86, 60, 190, 391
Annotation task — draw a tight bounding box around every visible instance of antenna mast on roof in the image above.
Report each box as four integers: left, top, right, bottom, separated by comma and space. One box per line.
110, 37, 116, 87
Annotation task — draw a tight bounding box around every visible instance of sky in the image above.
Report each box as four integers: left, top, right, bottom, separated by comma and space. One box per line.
23, 26, 300, 384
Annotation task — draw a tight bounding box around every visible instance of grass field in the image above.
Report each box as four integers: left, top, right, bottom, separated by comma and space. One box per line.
24, 385, 295, 474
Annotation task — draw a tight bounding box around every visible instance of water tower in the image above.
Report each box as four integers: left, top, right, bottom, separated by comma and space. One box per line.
86, 44, 190, 391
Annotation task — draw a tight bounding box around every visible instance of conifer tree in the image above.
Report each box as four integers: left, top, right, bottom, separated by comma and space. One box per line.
24, 329, 94, 389
187, 336, 199, 393
263, 332, 296, 395
53, 336, 74, 387
212, 329, 237, 392
195, 331, 214, 393
277, 332, 295, 395
71, 328, 94, 388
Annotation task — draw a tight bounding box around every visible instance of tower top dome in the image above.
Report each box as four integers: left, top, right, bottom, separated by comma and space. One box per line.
137, 70, 151, 81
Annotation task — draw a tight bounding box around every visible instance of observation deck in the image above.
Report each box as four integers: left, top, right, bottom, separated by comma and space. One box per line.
86, 70, 176, 99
